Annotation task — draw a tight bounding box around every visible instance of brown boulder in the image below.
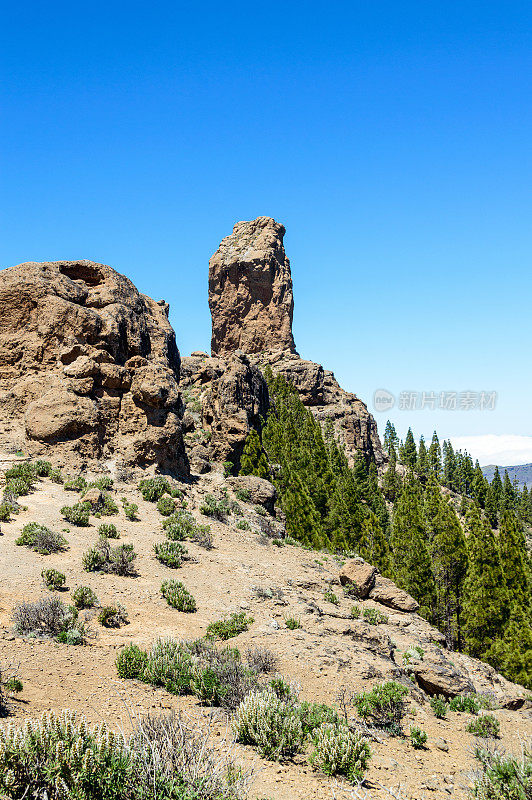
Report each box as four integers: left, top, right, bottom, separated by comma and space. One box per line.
209, 217, 296, 356
411, 652, 475, 698
0, 260, 188, 474
338, 559, 377, 598
369, 575, 419, 612
227, 475, 277, 513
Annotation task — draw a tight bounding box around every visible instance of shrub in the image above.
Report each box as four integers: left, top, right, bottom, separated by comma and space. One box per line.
324, 590, 339, 605
98, 604, 129, 628
0, 663, 23, 717
98, 522, 119, 538
410, 726, 428, 748
90, 476, 114, 491
235, 489, 251, 502
285, 617, 301, 630
5, 463, 36, 483
450, 692, 484, 714
138, 477, 177, 502
64, 475, 87, 492
468, 714, 501, 738
33, 459, 52, 477
61, 501, 91, 526
16, 522, 68, 554
236, 519, 250, 531
12, 597, 90, 644
402, 645, 424, 665
430, 695, 448, 719
121, 497, 139, 520
353, 681, 409, 734
82, 538, 137, 576
472, 743, 532, 799
72, 586, 98, 609
5, 477, 32, 497
153, 540, 188, 568
206, 612, 254, 640
0, 503, 11, 522
245, 646, 279, 674
41, 568, 66, 591
253, 504, 267, 517
310, 722, 371, 780
350, 604, 361, 618
161, 580, 196, 612
100, 493, 119, 515
232, 689, 305, 760
116, 643, 149, 679
363, 607, 388, 625
298, 702, 341, 736
157, 495, 176, 516
200, 494, 230, 521
0, 709, 248, 800
163, 512, 213, 549
50, 468, 63, 483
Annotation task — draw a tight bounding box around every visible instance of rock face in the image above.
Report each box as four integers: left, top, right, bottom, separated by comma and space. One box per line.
339, 560, 377, 598
339, 558, 419, 612
206, 217, 384, 467
209, 217, 296, 356
369, 574, 420, 613
0, 260, 188, 474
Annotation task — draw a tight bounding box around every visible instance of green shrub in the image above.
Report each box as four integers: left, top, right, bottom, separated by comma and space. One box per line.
90, 476, 114, 491
324, 590, 339, 605
253, 504, 267, 516
161, 580, 196, 612
100, 493, 119, 516
5, 463, 36, 483
16, 523, 68, 554
12, 597, 90, 645
163, 512, 212, 548
98, 522, 119, 538
232, 689, 305, 760
3, 676, 23, 695
116, 643, 149, 679
200, 494, 230, 521
121, 498, 139, 520
350, 604, 361, 618
410, 726, 428, 749
467, 714, 501, 738
0, 503, 11, 521
157, 495, 176, 516
298, 701, 341, 737
450, 692, 484, 714
61, 501, 91, 526
353, 681, 409, 734
50, 468, 63, 483
223, 461, 233, 478
363, 607, 388, 625
285, 617, 301, 630
206, 612, 253, 640
429, 695, 448, 719
72, 586, 98, 609
153, 540, 188, 568
82, 538, 137, 576
402, 645, 424, 665
64, 475, 87, 492
98, 604, 129, 628
5, 477, 32, 497
472, 743, 532, 799
33, 459, 52, 477
138, 477, 177, 502
236, 519, 250, 531
235, 489, 251, 502
41, 568, 66, 591
310, 722, 371, 780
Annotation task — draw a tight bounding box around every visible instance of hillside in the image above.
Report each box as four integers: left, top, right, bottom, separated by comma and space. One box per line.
482, 462, 532, 488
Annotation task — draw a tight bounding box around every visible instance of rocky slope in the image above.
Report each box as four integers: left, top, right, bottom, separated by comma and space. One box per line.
0, 260, 188, 475
0, 463, 529, 800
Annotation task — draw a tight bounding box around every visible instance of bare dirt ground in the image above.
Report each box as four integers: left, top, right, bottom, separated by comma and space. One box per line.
0, 469, 530, 800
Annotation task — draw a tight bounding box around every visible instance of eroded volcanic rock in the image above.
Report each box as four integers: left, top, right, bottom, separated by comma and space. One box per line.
0, 260, 187, 474
209, 216, 296, 356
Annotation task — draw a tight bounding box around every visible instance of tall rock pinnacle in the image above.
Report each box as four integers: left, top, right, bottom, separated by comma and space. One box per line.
208, 216, 297, 356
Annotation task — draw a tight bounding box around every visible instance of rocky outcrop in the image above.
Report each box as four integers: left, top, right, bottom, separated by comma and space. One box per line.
209, 217, 296, 356
339, 560, 377, 598
0, 260, 187, 474
369, 574, 420, 613
207, 217, 384, 466
338, 558, 419, 612
227, 475, 277, 513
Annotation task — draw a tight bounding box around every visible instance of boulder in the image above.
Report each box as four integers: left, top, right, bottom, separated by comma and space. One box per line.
82, 487, 103, 509
227, 475, 277, 513
369, 574, 419, 612
411, 653, 475, 697
0, 259, 188, 474
338, 559, 377, 598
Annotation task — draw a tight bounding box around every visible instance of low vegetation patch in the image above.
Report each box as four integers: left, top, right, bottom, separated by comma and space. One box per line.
121, 497, 139, 520
163, 511, 212, 548
352, 681, 409, 734
12, 597, 91, 645
64, 475, 87, 492
98, 522, 119, 538
410, 726, 428, 749
363, 607, 389, 625
429, 695, 448, 719
206, 612, 254, 641
157, 495, 176, 516
41, 568, 66, 591
0, 663, 23, 717
450, 692, 491, 714
138, 477, 179, 502
285, 616, 301, 630
61, 501, 91, 526
467, 714, 501, 738
98, 604, 129, 628
16, 522, 68, 554
71, 586, 98, 609
200, 494, 230, 521
309, 722, 371, 780
472, 743, 532, 799
82, 537, 137, 576
153, 540, 189, 567
161, 580, 197, 612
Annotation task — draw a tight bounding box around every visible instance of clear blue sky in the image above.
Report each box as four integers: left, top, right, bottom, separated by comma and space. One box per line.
2, 2, 531, 463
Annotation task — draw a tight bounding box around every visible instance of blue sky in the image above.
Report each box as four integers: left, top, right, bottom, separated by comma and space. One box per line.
2, 2, 531, 464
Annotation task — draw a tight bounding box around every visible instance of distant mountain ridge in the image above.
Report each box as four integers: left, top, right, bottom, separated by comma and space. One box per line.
482, 462, 532, 488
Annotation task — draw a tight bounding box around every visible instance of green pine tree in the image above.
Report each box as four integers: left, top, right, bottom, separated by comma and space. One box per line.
239, 428, 270, 479
428, 431, 442, 478
416, 436, 429, 476
402, 428, 417, 469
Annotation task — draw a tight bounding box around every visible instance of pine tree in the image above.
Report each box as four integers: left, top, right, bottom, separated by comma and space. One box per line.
472, 461, 488, 508
239, 428, 270, 479
498, 510, 531, 610
486, 604, 532, 689
462, 505, 509, 659
500, 470, 517, 511
402, 428, 417, 469
382, 446, 401, 502
491, 466, 503, 508
358, 511, 394, 578
390, 476, 436, 618
428, 432, 441, 478
383, 420, 399, 454
484, 484, 499, 529
416, 436, 428, 476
